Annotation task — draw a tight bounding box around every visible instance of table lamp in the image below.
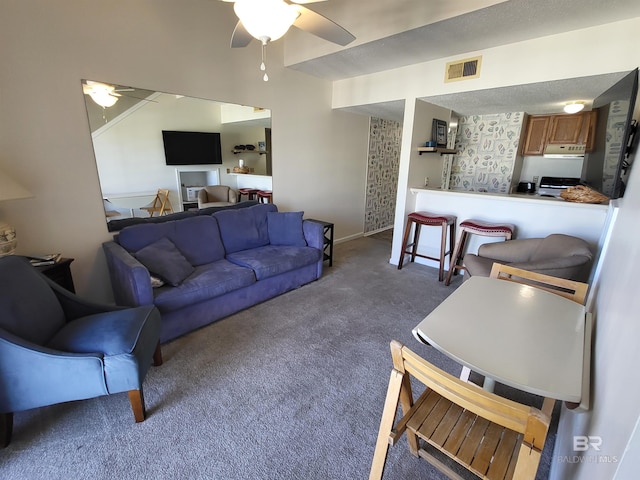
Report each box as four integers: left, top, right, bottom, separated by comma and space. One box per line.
0, 167, 33, 256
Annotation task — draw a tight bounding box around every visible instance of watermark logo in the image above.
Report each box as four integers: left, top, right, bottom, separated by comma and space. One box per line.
573, 435, 602, 452
557, 436, 618, 464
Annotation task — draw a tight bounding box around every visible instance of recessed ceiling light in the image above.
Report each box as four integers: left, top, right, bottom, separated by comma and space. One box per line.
564, 102, 585, 114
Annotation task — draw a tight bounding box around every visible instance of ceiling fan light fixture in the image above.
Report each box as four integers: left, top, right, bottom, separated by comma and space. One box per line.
563, 101, 585, 114
233, 0, 299, 43
83, 81, 119, 108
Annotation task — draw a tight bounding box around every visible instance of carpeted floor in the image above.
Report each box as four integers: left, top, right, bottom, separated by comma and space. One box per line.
0, 236, 556, 479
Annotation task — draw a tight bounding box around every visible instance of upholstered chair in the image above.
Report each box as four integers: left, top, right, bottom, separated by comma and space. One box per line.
197, 185, 238, 208
462, 233, 593, 282
0, 256, 162, 447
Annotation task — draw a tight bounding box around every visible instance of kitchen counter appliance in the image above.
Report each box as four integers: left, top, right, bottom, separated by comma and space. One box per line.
538, 176, 581, 197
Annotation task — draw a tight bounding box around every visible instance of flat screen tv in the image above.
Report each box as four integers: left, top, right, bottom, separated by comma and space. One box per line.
162, 131, 222, 165
581, 68, 638, 199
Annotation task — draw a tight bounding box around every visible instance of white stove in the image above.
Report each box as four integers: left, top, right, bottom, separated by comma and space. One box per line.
538, 176, 581, 197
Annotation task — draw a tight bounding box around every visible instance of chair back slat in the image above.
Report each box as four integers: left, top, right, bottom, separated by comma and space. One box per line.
489, 263, 588, 304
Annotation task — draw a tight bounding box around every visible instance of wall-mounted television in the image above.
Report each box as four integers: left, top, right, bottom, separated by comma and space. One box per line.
581, 68, 638, 199
162, 131, 222, 165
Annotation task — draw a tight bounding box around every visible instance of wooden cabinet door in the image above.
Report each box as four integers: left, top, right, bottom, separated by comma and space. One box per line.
548, 114, 583, 144
522, 115, 550, 155
579, 111, 598, 151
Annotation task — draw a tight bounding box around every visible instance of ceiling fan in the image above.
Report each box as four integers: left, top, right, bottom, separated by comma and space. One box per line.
220, 0, 355, 81
82, 81, 135, 108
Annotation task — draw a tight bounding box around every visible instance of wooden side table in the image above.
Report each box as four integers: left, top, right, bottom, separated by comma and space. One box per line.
306, 219, 334, 267
36, 258, 75, 292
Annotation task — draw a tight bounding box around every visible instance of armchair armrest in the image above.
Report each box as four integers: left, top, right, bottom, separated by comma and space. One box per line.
102, 241, 154, 307
509, 255, 592, 273
0, 333, 107, 412
477, 238, 543, 263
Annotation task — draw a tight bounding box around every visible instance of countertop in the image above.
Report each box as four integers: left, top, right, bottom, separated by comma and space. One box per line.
410, 187, 609, 209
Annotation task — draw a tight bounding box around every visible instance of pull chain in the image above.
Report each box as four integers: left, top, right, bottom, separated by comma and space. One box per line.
260, 40, 269, 82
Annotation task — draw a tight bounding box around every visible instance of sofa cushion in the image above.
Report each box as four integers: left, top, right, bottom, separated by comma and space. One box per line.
226, 245, 322, 280
214, 203, 278, 254
135, 237, 194, 287
267, 211, 307, 247
118, 216, 226, 266
152, 259, 256, 312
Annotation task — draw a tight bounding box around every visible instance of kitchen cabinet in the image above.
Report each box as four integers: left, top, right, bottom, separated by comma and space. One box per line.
521, 115, 550, 155
521, 111, 597, 156
547, 114, 583, 144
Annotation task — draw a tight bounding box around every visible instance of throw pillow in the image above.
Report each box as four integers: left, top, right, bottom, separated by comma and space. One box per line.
135, 237, 194, 287
267, 211, 307, 247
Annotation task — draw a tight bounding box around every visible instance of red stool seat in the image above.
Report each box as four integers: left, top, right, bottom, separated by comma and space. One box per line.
238, 188, 259, 201
444, 219, 515, 285
458, 219, 515, 237
398, 211, 456, 282
257, 190, 272, 203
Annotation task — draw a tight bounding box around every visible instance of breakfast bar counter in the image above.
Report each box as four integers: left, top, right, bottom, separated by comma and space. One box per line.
395, 187, 611, 270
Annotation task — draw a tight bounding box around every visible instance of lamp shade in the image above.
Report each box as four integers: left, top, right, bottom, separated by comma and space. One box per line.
0, 168, 32, 202
234, 0, 299, 42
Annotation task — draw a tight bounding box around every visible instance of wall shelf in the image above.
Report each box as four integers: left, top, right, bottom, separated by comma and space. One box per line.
232, 149, 268, 155
417, 147, 458, 155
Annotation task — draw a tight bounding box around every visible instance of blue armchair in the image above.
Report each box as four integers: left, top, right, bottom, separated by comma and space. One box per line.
0, 256, 162, 447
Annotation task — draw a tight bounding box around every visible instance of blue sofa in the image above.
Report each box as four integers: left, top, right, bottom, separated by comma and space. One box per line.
103, 204, 324, 342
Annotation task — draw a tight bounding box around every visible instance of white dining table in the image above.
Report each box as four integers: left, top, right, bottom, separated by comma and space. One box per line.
412, 276, 592, 405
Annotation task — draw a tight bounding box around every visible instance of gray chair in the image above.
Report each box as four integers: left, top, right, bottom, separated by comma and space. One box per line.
463, 233, 593, 282
0, 256, 163, 447
197, 185, 238, 208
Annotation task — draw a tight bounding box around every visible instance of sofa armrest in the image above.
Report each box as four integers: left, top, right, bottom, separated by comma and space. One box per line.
302, 220, 324, 251
102, 241, 154, 307
477, 238, 543, 263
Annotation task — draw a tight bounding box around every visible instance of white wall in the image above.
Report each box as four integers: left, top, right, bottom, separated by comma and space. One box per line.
0, 0, 369, 302
548, 92, 640, 478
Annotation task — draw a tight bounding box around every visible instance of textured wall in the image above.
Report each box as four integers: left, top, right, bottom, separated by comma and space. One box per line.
450, 112, 524, 193
364, 118, 402, 233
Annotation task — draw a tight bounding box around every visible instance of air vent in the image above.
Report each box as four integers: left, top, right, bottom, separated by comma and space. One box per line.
445, 56, 482, 83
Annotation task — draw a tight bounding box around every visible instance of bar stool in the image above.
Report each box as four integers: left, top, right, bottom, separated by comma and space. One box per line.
257, 190, 272, 203
398, 211, 457, 282
238, 188, 259, 202
444, 219, 515, 286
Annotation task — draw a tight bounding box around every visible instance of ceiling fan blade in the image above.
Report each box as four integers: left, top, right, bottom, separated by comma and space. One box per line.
290, 0, 328, 4
231, 20, 253, 48
291, 5, 355, 46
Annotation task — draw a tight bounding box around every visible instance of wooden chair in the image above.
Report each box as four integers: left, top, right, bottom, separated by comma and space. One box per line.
370, 341, 551, 480
141, 188, 174, 217
489, 262, 588, 305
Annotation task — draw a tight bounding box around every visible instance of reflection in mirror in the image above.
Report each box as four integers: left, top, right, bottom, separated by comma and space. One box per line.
82, 80, 272, 230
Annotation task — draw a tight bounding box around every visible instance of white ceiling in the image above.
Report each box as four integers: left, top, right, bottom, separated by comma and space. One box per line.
281, 0, 640, 121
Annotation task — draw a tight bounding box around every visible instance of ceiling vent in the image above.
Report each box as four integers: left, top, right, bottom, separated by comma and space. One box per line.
445, 56, 482, 83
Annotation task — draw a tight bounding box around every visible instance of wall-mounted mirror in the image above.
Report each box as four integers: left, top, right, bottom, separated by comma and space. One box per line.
82, 80, 272, 230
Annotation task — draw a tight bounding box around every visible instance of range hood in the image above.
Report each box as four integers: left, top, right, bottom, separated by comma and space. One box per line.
543, 144, 586, 158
